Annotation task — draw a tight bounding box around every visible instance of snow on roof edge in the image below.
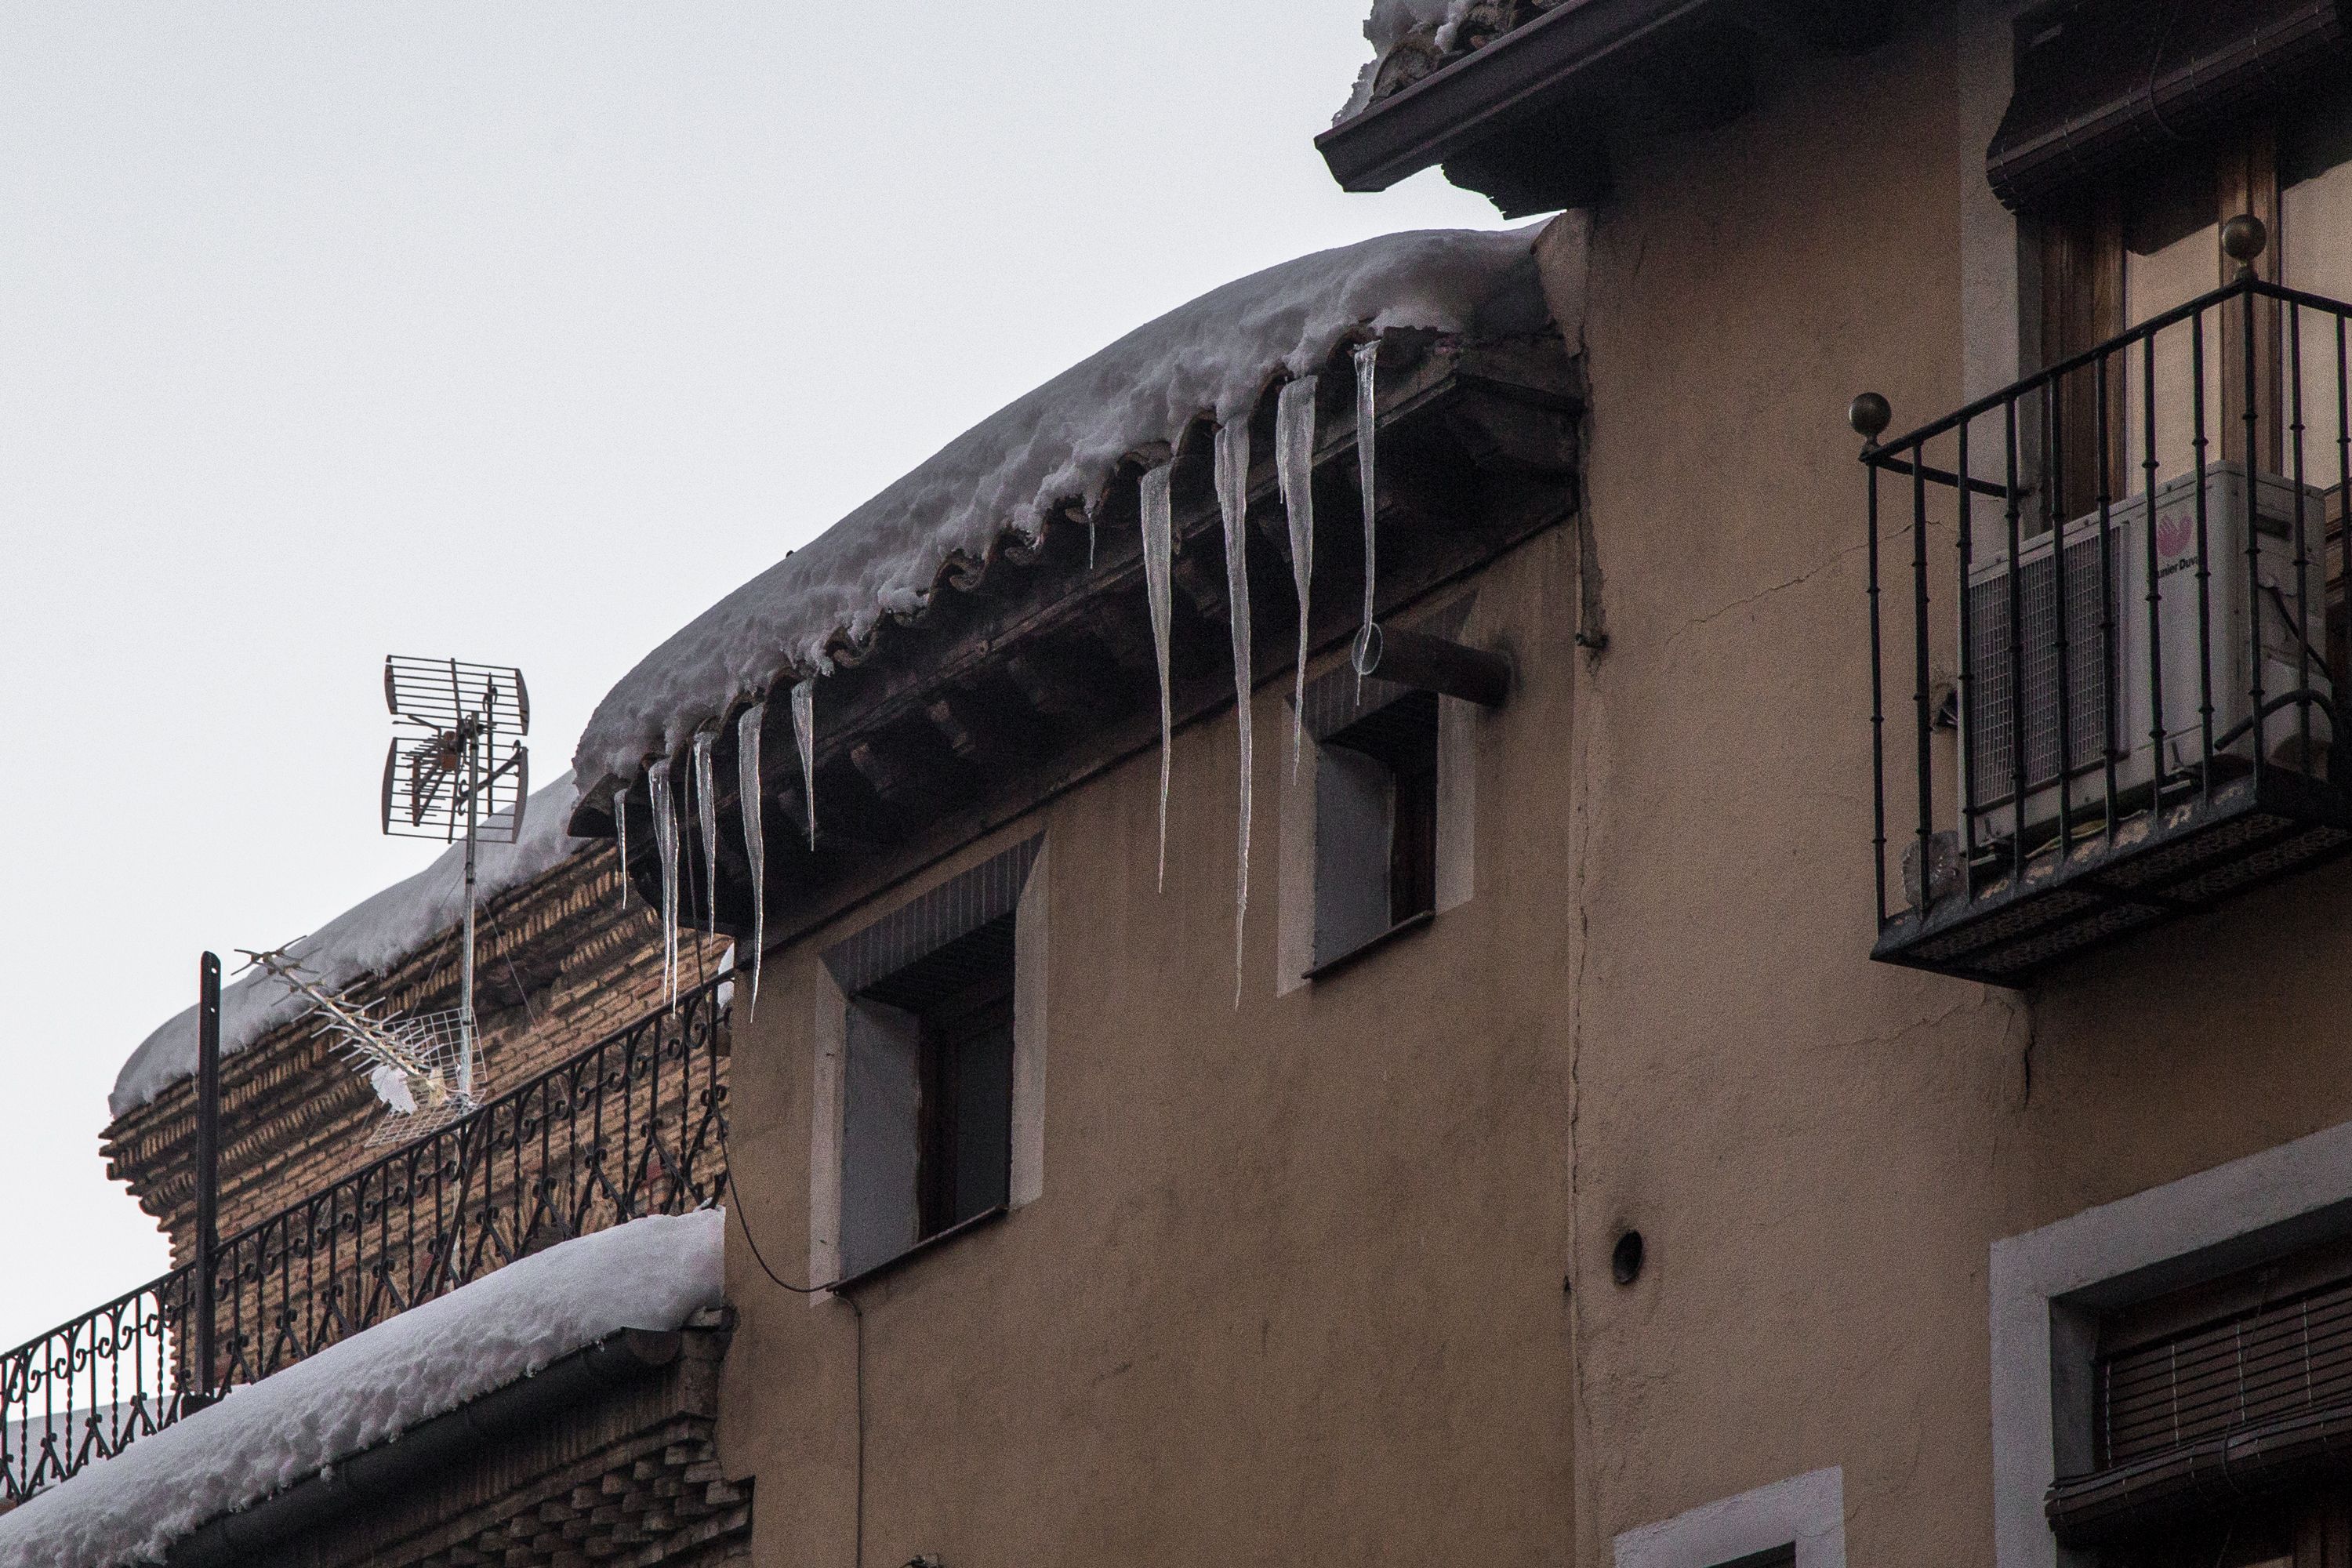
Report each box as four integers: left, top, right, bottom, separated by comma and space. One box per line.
0, 1210, 723, 1568
1335, 0, 1479, 122
568, 224, 1549, 799
108, 771, 592, 1120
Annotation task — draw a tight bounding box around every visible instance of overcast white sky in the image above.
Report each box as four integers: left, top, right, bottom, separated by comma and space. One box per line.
0, 5, 1501, 1348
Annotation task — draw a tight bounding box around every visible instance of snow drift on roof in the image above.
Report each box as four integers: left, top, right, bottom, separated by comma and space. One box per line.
0, 1210, 722, 1568
1336, 0, 1479, 121
570, 226, 1540, 794
108, 771, 590, 1120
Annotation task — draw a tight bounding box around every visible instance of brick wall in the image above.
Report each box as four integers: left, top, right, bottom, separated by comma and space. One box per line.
102, 844, 731, 1272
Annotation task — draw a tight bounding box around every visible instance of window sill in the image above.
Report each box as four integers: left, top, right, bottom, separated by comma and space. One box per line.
829, 1204, 1009, 1296
1301, 909, 1436, 985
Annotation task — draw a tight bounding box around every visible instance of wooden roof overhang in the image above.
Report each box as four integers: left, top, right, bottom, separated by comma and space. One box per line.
571, 325, 1581, 947
1316, 0, 1893, 217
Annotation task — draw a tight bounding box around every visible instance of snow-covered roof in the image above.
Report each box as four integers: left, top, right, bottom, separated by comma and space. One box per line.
0, 1209, 723, 1568
1334, 1, 1552, 123
570, 226, 1540, 797
108, 771, 590, 1120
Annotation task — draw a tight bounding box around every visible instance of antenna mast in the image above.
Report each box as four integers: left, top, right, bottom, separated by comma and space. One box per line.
382, 655, 529, 1104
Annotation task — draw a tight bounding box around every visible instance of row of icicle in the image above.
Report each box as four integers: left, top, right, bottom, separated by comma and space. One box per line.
622, 341, 1385, 1011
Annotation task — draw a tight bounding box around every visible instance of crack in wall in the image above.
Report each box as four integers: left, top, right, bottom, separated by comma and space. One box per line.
1657, 536, 1874, 658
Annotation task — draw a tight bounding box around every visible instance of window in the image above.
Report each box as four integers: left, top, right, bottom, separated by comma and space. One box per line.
1989, 1120, 2352, 1568
1610, 1468, 1844, 1568
1289, 597, 1468, 982
1312, 689, 1440, 971
1287, 598, 1478, 984
2038, 83, 2352, 502
842, 917, 1014, 1276
820, 837, 1043, 1286
2048, 1233, 2352, 1563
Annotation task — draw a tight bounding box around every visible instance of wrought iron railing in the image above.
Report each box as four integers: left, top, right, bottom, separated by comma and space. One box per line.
0, 973, 728, 1505
1856, 216, 2352, 983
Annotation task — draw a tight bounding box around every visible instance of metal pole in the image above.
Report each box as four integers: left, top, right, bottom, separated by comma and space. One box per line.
460, 723, 479, 1102
194, 952, 221, 1406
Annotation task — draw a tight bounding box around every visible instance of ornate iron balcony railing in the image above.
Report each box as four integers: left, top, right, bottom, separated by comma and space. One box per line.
0, 972, 729, 1506
1856, 218, 2352, 983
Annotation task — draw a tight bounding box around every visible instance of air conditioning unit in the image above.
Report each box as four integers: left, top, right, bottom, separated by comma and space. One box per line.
1959, 461, 2332, 846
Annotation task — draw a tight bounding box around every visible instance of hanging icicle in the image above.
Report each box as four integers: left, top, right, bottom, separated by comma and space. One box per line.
1276, 376, 1318, 778
736, 702, 766, 1019
1353, 340, 1381, 694
791, 679, 818, 849
1140, 462, 1175, 890
691, 730, 720, 937
648, 758, 681, 1010
1216, 420, 1254, 1005
612, 783, 630, 910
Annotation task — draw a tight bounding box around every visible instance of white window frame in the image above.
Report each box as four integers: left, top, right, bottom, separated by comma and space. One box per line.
1990, 1116, 2352, 1568
808, 837, 1048, 1297
1275, 597, 1479, 995
1613, 1468, 1846, 1568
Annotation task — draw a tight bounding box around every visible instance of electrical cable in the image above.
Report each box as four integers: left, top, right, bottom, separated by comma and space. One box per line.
715, 1114, 866, 1568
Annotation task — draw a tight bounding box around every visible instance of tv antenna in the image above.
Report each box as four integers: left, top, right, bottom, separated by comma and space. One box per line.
381, 656, 529, 1106
239, 946, 480, 1142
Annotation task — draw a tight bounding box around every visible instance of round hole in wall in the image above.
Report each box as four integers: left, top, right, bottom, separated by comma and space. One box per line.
1610, 1229, 1645, 1287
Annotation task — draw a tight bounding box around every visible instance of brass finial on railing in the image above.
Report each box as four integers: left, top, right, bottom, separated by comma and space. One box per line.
1849, 391, 1891, 449
2223, 213, 2268, 278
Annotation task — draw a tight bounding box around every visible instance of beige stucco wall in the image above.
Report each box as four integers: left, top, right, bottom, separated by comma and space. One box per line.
719, 525, 1583, 1566
1563, 9, 2002, 1559
715, 8, 2352, 1564
1570, 4, 2352, 1567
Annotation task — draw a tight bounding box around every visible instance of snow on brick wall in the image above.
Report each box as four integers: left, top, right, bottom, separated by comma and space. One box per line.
569, 226, 1540, 797
109, 771, 590, 1119
0, 1209, 724, 1568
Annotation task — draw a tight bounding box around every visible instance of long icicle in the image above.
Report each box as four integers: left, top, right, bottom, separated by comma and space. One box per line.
1276, 375, 1318, 778
736, 701, 766, 1020
691, 730, 720, 937
1141, 462, 1175, 889
1354, 340, 1381, 695
791, 679, 818, 849
1216, 420, 1254, 1005
649, 758, 681, 1009
612, 783, 630, 910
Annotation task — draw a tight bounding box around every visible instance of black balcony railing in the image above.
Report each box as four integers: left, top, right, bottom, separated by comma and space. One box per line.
0, 973, 729, 1506
1857, 218, 2352, 983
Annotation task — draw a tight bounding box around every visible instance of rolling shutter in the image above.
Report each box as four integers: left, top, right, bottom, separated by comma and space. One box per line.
2048, 1264, 2352, 1544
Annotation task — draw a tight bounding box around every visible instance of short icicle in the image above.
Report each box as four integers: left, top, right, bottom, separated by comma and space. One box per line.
648, 758, 681, 1010
612, 783, 630, 910
791, 679, 818, 849
1216, 419, 1254, 1004
691, 730, 720, 936
1276, 375, 1318, 777
1140, 462, 1176, 889
1353, 340, 1381, 692
736, 702, 766, 1020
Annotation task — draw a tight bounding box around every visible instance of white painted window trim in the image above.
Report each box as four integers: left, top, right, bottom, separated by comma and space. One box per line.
1990, 1116, 2352, 1568
806, 841, 1049, 1301
1274, 597, 1479, 997
1613, 1467, 1845, 1568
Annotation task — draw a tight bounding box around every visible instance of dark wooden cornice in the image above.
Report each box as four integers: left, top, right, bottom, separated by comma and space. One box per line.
1316, 0, 1894, 216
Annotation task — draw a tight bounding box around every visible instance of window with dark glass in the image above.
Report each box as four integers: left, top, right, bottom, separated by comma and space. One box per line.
840, 916, 1014, 1279
1312, 690, 1439, 973
829, 838, 1037, 1282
